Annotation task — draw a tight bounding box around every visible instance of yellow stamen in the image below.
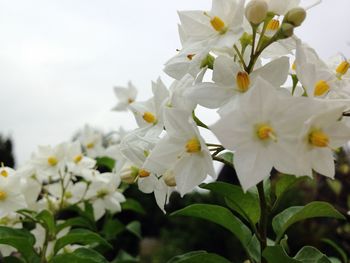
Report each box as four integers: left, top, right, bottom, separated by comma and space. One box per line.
74, 155, 83, 164
336, 61, 350, 76
210, 16, 226, 33
186, 138, 201, 153
142, 112, 157, 124
0, 170, 8, 178
128, 98, 134, 104
47, 156, 58, 167
292, 62, 296, 71
86, 142, 95, 149
257, 124, 275, 141
0, 191, 7, 201
309, 130, 329, 147
314, 80, 330, 97
138, 169, 151, 178
267, 19, 280, 31
64, 192, 73, 199
187, 54, 195, 61
236, 72, 250, 92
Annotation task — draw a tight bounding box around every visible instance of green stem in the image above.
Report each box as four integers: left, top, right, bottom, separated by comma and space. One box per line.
233, 45, 248, 71
257, 182, 268, 255
41, 227, 49, 263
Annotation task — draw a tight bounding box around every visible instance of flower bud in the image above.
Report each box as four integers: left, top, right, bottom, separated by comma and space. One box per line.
277, 23, 294, 39
245, 0, 268, 25
120, 166, 139, 184
284, 7, 307, 27
163, 171, 176, 187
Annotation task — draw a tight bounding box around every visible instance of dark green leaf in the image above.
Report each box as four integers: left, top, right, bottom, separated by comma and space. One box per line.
101, 218, 125, 240
51, 247, 108, 263
167, 251, 231, 263
56, 217, 96, 233
3, 256, 26, 263
321, 239, 348, 263
272, 202, 345, 240
217, 152, 233, 165
54, 229, 112, 254
36, 210, 56, 237
201, 182, 260, 224
246, 235, 261, 262
275, 175, 304, 200
263, 245, 299, 263
121, 198, 146, 215
125, 221, 141, 239
0, 226, 40, 263
112, 250, 139, 263
294, 246, 331, 263
171, 204, 252, 248
96, 157, 116, 171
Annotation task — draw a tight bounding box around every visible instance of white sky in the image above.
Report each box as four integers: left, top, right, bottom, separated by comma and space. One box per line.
0, 0, 349, 165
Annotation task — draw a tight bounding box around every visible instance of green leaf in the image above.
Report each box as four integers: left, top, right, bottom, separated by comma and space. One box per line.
246, 235, 261, 262
101, 217, 125, 240
201, 182, 260, 224
321, 239, 348, 263
0, 226, 40, 263
96, 157, 116, 171
3, 256, 26, 263
56, 217, 96, 233
121, 198, 146, 215
274, 175, 307, 200
167, 251, 231, 263
36, 209, 56, 237
125, 221, 141, 239
171, 204, 252, 248
112, 250, 139, 263
51, 247, 108, 263
263, 245, 299, 263
54, 229, 112, 254
294, 246, 331, 263
272, 202, 345, 241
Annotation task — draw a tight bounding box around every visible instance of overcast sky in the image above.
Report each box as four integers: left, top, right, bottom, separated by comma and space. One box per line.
0, 0, 349, 165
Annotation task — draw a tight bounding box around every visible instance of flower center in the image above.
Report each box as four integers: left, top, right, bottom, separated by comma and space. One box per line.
0, 170, 8, 178
267, 19, 280, 31
210, 16, 226, 33
138, 169, 151, 178
86, 142, 95, 149
186, 138, 201, 153
74, 154, 83, 164
47, 156, 58, 167
256, 124, 275, 141
187, 54, 195, 61
128, 98, 134, 104
97, 189, 109, 198
143, 112, 157, 124
236, 72, 250, 92
309, 130, 329, 147
0, 191, 7, 201
64, 191, 73, 199
314, 80, 330, 97
336, 61, 350, 76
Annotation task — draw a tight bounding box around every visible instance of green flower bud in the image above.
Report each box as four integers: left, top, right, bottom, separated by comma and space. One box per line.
200, 54, 215, 70
245, 0, 268, 25
120, 166, 139, 184
277, 23, 294, 39
284, 7, 307, 27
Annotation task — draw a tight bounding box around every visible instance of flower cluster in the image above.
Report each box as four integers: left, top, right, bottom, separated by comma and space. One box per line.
112, 0, 350, 211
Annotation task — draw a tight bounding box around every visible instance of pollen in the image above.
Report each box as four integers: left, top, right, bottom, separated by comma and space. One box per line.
186, 137, 201, 153
0, 170, 8, 178
210, 16, 226, 33
309, 130, 329, 147
138, 169, 151, 178
47, 156, 58, 167
74, 155, 83, 164
86, 142, 95, 149
257, 124, 275, 141
187, 54, 195, 60
336, 61, 350, 76
292, 62, 296, 71
0, 191, 7, 201
236, 72, 250, 92
314, 80, 330, 97
267, 19, 280, 31
143, 111, 157, 124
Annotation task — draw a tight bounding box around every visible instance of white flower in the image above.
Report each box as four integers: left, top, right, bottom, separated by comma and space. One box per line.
210, 77, 310, 191
46, 181, 88, 206
178, 0, 245, 50
85, 173, 125, 220
186, 55, 289, 113
112, 81, 137, 111
297, 106, 350, 178
78, 125, 104, 158
66, 141, 96, 175
144, 108, 216, 196
0, 173, 27, 217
